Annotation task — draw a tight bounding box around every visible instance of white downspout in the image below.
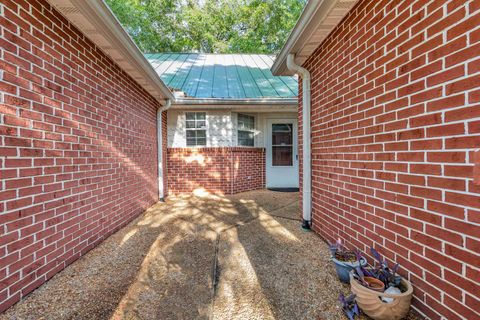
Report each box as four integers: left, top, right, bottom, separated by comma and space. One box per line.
157, 99, 172, 201
286, 54, 312, 229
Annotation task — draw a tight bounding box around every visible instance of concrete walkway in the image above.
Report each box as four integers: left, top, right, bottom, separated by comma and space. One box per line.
1, 190, 415, 320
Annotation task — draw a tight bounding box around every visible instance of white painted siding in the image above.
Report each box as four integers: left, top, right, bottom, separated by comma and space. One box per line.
167, 109, 187, 147
167, 109, 297, 148
207, 110, 233, 147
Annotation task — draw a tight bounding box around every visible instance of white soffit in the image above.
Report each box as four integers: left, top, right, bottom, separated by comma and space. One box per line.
271, 0, 359, 76
47, 0, 173, 103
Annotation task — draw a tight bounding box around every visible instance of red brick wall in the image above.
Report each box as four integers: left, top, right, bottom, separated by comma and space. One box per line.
167, 147, 265, 194
232, 147, 266, 194
474, 150, 480, 185
301, 0, 480, 319
0, 0, 159, 312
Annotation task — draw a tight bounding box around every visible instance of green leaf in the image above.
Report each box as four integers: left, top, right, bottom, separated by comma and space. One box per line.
105, 0, 306, 54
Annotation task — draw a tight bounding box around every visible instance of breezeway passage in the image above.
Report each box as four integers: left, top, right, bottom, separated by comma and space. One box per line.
0, 190, 422, 320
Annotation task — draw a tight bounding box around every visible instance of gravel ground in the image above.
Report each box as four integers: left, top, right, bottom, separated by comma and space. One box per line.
1, 189, 420, 320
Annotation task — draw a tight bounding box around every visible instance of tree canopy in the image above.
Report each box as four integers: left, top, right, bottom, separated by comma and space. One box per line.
106, 0, 306, 54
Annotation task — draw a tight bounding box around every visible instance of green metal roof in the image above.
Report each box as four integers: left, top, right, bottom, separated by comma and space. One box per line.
145, 53, 298, 99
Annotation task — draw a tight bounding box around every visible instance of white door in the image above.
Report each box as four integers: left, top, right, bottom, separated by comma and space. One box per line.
266, 119, 299, 188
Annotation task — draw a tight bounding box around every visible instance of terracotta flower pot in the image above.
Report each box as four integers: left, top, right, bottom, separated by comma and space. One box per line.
350, 271, 413, 320
363, 276, 385, 292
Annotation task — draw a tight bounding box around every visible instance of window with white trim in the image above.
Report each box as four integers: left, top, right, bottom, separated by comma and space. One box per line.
186, 112, 206, 146
237, 114, 255, 147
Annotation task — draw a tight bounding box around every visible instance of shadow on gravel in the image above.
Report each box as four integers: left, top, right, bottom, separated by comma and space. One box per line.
3, 189, 397, 320
211, 197, 347, 320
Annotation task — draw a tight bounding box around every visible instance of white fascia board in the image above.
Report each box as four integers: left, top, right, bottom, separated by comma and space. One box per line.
271, 0, 358, 76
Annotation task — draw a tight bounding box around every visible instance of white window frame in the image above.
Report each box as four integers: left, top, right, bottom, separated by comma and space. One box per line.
237, 113, 255, 147
185, 112, 207, 147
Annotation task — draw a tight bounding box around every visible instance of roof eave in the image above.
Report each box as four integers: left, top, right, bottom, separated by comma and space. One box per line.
174, 98, 298, 106
48, 0, 174, 104
271, 0, 359, 76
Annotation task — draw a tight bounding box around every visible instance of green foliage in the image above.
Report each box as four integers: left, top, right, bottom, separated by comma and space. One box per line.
106, 0, 306, 54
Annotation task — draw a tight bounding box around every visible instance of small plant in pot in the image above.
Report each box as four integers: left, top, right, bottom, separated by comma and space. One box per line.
329, 239, 367, 283
349, 248, 413, 320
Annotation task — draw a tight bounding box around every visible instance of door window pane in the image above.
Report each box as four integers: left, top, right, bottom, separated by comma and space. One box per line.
272, 124, 292, 145
272, 146, 293, 166
271, 123, 293, 166
272, 131, 292, 145
272, 123, 291, 131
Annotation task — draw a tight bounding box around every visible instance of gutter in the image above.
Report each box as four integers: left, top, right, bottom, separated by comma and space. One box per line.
157, 99, 172, 201
286, 54, 312, 230
170, 105, 297, 112
174, 98, 298, 106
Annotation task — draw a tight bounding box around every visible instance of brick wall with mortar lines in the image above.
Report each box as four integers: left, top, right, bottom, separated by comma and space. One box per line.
167, 147, 265, 194
0, 0, 160, 312
300, 0, 479, 319
231, 148, 266, 194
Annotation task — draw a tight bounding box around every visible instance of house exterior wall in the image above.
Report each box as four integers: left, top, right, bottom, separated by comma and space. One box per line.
0, 0, 160, 312
167, 147, 265, 194
167, 109, 297, 148
300, 1, 479, 319
167, 109, 233, 147
165, 109, 296, 194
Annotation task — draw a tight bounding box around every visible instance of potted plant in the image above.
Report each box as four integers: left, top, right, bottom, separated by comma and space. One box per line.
329, 239, 367, 283
349, 248, 413, 320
